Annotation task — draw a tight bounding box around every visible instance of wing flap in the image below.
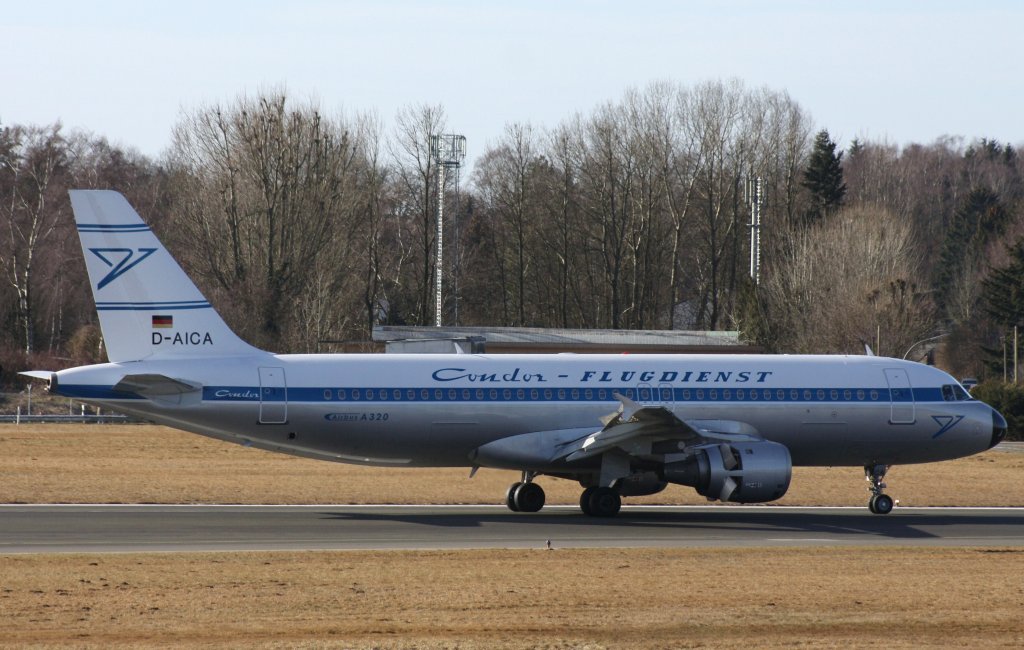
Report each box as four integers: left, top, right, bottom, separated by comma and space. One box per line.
563, 393, 762, 462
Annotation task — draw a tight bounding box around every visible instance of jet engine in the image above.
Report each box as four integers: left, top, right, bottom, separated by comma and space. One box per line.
616, 471, 668, 497
661, 440, 791, 503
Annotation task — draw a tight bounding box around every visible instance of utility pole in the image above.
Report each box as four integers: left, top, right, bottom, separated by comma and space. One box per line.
429, 134, 466, 327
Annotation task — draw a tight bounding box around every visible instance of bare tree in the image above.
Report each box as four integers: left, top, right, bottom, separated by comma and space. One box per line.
167, 90, 363, 350
763, 205, 934, 355
389, 103, 446, 325
0, 123, 72, 354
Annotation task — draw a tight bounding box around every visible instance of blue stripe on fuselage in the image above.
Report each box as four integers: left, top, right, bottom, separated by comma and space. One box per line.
53, 384, 947, 404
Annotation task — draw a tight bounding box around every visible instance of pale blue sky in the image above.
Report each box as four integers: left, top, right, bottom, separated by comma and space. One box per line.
3, 0, 1021, 167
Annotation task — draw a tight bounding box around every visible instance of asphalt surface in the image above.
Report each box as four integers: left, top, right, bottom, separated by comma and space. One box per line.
2, 505, 1023, 553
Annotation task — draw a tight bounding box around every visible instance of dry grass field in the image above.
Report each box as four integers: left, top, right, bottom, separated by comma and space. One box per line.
3, 424, 1024, 648
2, 547, 1023, 648
0, 423, 1022, 506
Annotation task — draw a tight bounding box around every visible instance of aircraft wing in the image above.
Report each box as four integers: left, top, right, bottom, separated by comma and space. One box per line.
472, 392, 763, 470
562, 393, 762, 462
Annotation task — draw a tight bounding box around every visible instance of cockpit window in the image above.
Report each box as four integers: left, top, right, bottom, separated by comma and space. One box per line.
941, 384, 973, 401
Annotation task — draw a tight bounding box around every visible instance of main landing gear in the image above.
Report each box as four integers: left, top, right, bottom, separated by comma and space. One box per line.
503, 475, 622, 517
865, 464, 894, 515
505, 473, 546, 513
579, 486, 621, 517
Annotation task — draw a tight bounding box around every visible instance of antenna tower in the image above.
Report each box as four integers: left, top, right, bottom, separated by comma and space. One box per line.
747, 176, 763, 285
430, 134, 466, 326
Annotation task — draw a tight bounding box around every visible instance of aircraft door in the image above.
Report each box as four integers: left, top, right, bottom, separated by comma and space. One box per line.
258, 366, 287, 424
883, 368, 915, 424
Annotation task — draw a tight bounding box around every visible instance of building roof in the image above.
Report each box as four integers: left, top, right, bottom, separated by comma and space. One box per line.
372, 326, 757, 354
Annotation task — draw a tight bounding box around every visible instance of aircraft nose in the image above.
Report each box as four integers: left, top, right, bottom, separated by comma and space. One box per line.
989, 408, 1008, 449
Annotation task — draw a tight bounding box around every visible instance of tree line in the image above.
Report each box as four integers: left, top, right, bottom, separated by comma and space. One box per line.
3, 79, 1024, 388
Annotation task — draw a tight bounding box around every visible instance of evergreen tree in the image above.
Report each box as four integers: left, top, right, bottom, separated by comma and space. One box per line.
982, 238, 1024, 327
936, 187, 1010, 312
981, 238, 1024, 374
802, 129, 846, 224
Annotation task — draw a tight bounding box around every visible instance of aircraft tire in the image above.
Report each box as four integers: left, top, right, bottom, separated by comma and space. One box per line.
505, 482, 523, 512
513, 482, 545, 513
872, 494, 894, 515
587, 487, 621, 517
579, 487, 597, 515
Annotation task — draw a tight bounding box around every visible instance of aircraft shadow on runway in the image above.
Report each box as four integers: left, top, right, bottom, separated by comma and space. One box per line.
319, 508, 1024, 541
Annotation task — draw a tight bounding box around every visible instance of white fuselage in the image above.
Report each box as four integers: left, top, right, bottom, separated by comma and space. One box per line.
53, 352, 999, 469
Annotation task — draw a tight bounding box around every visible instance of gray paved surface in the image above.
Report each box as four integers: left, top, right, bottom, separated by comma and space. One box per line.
2, 505, 1023, 553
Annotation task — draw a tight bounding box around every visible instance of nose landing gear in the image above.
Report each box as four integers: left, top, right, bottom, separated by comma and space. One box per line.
865, 464, 894, 514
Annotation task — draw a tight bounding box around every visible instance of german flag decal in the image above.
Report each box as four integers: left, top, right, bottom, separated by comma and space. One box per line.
152, 315, 173, 328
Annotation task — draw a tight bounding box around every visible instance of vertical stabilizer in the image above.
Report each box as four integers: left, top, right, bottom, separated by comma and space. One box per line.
70, 190, 260, 362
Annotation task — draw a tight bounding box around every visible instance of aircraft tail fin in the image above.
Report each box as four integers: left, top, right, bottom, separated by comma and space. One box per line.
70, 190, 260, 362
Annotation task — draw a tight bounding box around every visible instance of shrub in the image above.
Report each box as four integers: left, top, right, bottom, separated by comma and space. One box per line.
971, 381, 1024, 441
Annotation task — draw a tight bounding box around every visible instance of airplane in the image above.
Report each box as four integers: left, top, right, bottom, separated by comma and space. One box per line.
21, 190, 1007, 517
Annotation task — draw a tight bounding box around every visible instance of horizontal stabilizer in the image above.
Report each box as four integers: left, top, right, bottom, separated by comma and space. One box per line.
19, 370, 55, 382
112, 373, 201, 398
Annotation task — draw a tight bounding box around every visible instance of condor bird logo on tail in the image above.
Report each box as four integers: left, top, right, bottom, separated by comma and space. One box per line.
88, 247, 157, 289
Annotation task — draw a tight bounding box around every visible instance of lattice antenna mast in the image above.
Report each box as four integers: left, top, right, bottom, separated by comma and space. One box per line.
746, 176, 763, 285
429, 134, 466, 327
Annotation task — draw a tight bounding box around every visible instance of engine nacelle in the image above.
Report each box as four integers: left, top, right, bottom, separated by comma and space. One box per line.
661, 440, 792, 503
616, 471, 668, 497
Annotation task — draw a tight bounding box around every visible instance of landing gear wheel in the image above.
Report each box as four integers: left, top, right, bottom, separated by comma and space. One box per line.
579, 486, 597, 516
587, 487, 621, 518
864, 464, 894, 515
871, 493, 894, 515
513, 482, 546, 513
505, 482, 523, 512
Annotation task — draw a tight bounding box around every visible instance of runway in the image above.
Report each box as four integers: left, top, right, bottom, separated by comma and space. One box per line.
2, 504, 1023, 553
